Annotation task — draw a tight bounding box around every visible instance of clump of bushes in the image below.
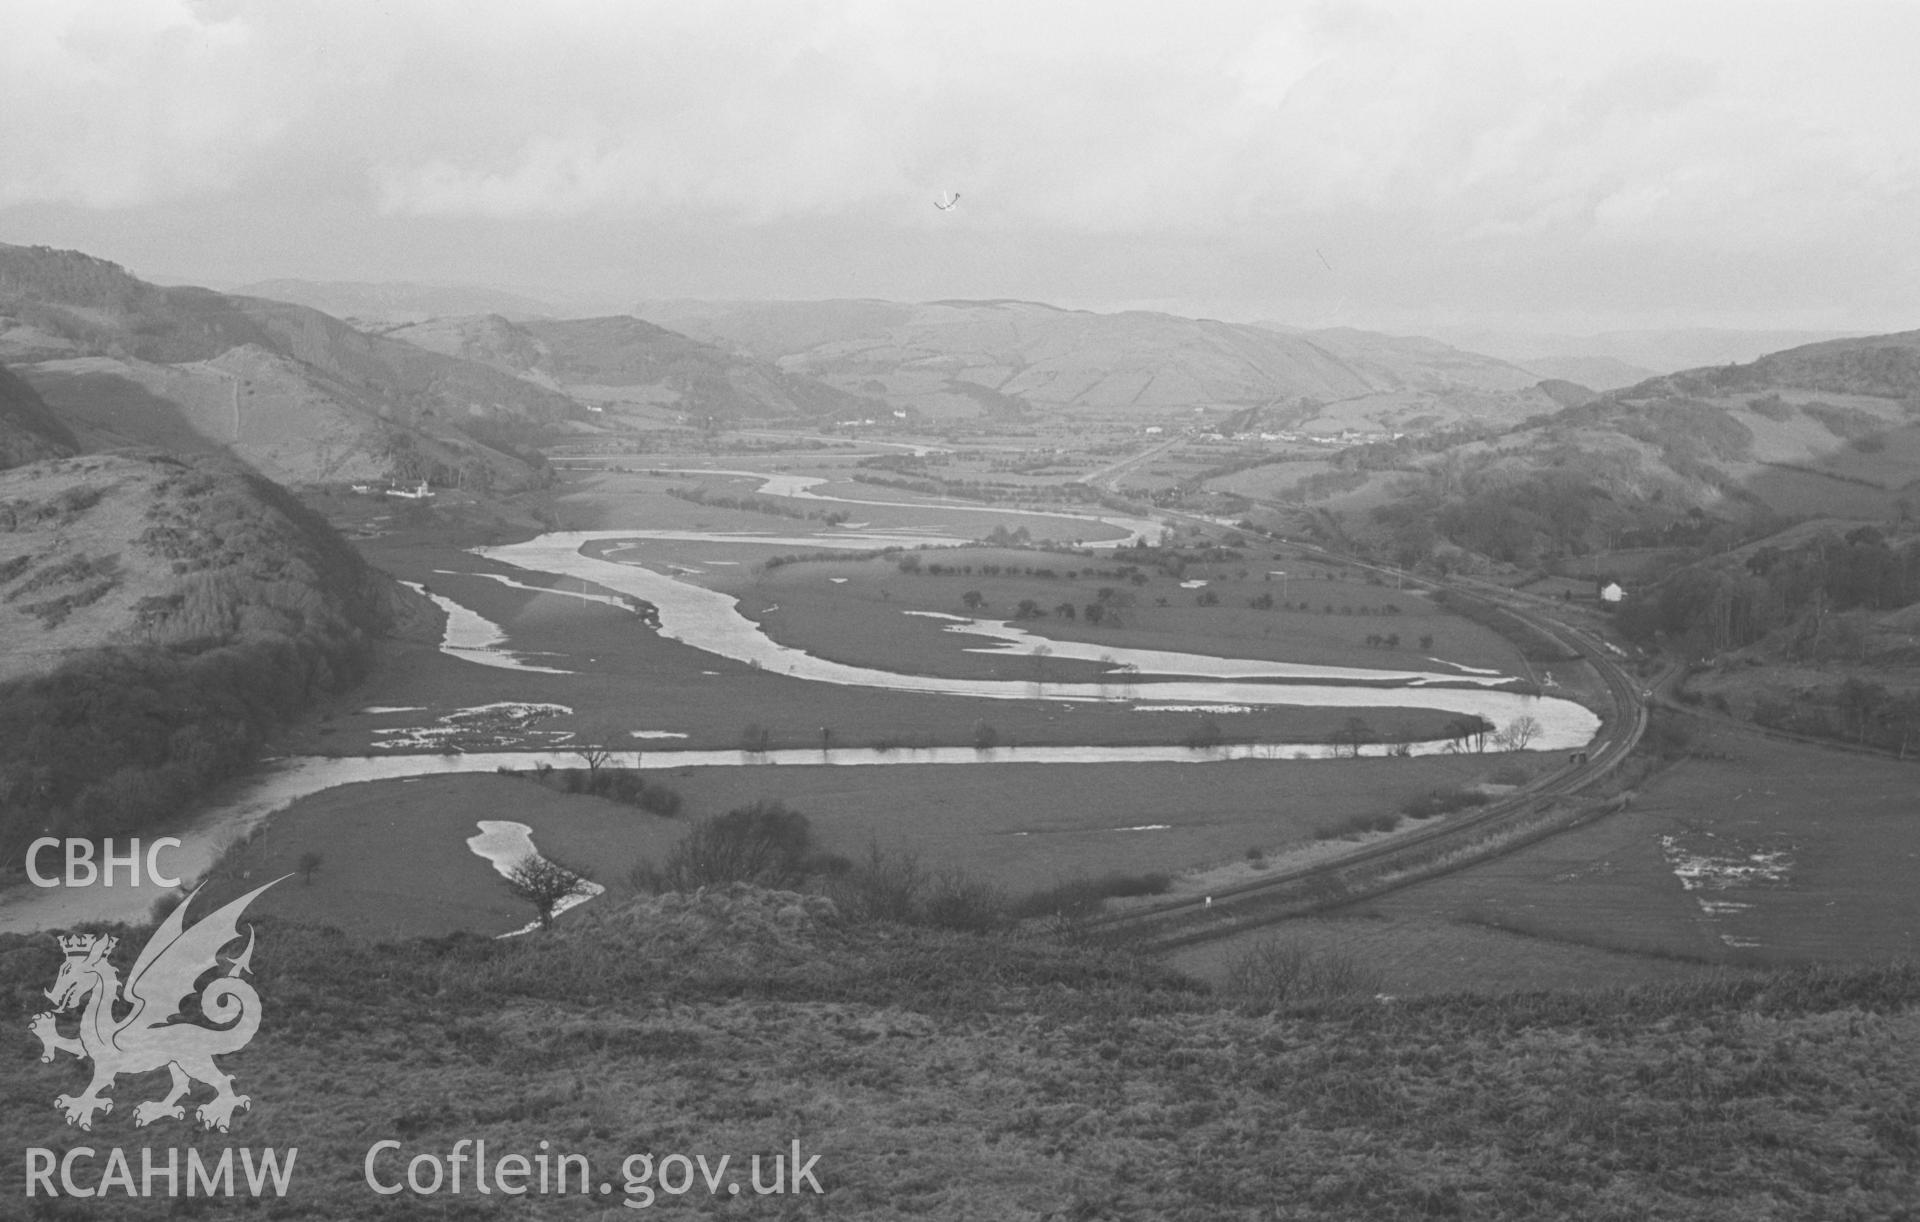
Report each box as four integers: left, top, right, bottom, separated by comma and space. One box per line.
1184, 717, 1226, 749
1399, 787, 1493, 820
627, 807, 1192, 935
1221, 938, 1382, 1010
1008, 871, 1173, 920
518, 766, 683, 816
1314, 811, 1401, 839
631, 811, 1014, 935
824, 846, 1008, 934
630, 801, 828, 892
1639, 712, 1694, 760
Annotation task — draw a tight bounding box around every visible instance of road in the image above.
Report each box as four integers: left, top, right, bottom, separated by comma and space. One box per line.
1079, 435, 1182, 494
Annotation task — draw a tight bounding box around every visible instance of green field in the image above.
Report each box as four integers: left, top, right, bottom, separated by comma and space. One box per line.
224, 740, 1526, 939
1176, 716, 1920, 994
305, 553, 1468, 760
727, 547, 1527, 680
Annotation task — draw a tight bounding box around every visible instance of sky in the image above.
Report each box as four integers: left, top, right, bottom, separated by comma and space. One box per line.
3, 0, 1917, 334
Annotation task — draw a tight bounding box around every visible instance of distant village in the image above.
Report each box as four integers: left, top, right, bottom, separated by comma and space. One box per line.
349, 479, 435, 500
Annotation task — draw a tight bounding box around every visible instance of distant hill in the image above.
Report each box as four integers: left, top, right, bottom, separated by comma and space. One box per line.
1431, 326, 1867, 376
1514, 354, 1659, 391
1627, 329, 1920, 402
0, 362, 76, 469
0, 449, 434, 852
385, 313, 883, 421
1327, 328, 1920, 570
628, 297, 917, 363
1261, 325, 1542, 394
634, 299, 1559, 431
0, 244, 575, 488
227, 278, 566, 324
1533, 379, 1602, 410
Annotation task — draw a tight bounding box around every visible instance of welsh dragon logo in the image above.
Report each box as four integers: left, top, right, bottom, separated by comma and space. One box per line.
29, 877, 283, 1133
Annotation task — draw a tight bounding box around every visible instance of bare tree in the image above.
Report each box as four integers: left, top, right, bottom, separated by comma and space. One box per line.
1030, 643, 1052, 687
1334, 716, 1374, 759
504, 855, 595, 931
570, 720, 625, 776
1498, 715, 1542, 751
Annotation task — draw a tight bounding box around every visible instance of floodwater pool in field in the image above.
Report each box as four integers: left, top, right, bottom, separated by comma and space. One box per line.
916, 612, 1522, 687
466, 820, 606, 935
401, 581, 571, 674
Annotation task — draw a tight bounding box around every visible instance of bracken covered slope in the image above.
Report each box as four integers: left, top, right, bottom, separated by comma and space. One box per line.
384, 311, 886, 420
0, 449, 432, 853
2, 884, 1914, 1219
0, 243, 575, 489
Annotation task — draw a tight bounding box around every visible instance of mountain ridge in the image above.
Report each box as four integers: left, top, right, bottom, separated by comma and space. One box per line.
0, 244, 574, 489
381, 312, 886, 421
632, 297, 1559, 432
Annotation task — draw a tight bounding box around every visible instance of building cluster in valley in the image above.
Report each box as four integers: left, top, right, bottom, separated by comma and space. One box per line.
349, 479, 435, 500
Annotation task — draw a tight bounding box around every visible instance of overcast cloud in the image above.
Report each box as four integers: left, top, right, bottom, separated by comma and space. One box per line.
3, 0, 1915, 332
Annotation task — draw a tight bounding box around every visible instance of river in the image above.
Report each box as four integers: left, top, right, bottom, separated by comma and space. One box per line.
1, 474, 1602, 932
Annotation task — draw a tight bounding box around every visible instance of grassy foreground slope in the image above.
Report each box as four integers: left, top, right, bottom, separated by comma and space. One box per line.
0, 450, 433, 855
4, 887, 1915, 1219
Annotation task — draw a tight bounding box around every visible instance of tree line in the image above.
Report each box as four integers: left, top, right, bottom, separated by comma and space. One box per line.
1617, 526, 1920, 657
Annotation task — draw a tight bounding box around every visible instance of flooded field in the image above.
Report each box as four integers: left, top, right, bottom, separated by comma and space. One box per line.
0, 465, 1602, 935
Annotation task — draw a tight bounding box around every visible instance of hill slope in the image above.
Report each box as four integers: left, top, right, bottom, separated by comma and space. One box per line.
1515, 353, 1659, 390
0, 244, 574, 488
227, 278, 566, 324
1277, 328, 1920, 570
4, 884, 1914, 1218
0, 449, 432, 853
634, 298, 1560, 431
385, 312, 881, 420
1626, 328, 1920, 403
1431, 326, 1868, 375
0, 360, 76, 469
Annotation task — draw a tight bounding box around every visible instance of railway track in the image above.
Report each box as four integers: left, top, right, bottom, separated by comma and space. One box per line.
1079, 545, 1656, 953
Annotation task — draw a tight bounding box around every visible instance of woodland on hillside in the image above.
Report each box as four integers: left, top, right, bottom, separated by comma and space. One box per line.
0, 454, 405, 854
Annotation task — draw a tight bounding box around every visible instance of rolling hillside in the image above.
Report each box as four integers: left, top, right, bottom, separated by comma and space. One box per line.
1430, 326, 1866, 377
384, 312, 882, 420
634, 298, 1562, 431
227, 278, 567, 325
1512, 354, 1658, 391
0, 449, 435, 852
0, 244, 576, 489
1223, 328, 1920, 571
4, 883, 1915, 1219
